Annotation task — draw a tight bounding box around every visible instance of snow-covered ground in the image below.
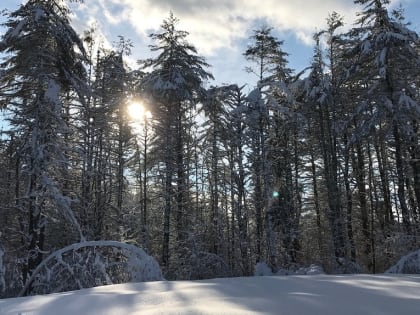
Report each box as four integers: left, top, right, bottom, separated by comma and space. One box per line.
1, 274, 420, 315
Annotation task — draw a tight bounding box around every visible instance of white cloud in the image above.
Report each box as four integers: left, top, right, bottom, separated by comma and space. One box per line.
65, 0, 418, 84
74, 0, 359, 57
73, 0, 417, 57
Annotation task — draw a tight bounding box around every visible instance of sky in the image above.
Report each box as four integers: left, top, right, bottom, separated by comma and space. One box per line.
1, 0, 420, 89
2, 273, 420, 314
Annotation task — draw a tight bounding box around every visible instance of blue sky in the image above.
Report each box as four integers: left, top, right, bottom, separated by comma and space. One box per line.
1, 0, 420, 88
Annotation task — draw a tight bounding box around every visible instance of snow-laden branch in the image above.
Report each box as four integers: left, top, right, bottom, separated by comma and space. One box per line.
19, 241, 163, 296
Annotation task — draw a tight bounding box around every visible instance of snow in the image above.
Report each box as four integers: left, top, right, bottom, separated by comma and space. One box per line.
361, 40, 371, 54
386, 249, 420, 274
44, 79, 61, 112
33, 8, 45, 22
2, 274, 420, 315
4, 19, 25, 41
254, 262, 273, 276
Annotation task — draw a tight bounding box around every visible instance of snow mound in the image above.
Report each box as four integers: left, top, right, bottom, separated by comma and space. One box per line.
386, 249, 420, 274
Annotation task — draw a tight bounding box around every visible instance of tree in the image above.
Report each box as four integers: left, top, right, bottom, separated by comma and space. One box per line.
348, 0, 419, 236
0, 0, 87, 289
303, 17, 349, 271
244, 26, 288, 82
139, 13, 213, 269
201, 86, 231, 255
244, 26, 293, 266
223, 85, 251, 275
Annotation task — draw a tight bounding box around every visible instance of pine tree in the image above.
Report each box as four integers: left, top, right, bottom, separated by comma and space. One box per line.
0, 0, 87, 291
139, 13, 213, 269
244, 25, 293, 266
303, 15, 350, 271
348, 0, 419, 236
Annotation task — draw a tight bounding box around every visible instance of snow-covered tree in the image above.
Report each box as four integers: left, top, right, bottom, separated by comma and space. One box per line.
348, 0, 419, 235
302, 14, 349, 271
201, 86, 231, 256
244, 26, 289, 82
0, 0, 87, 289
223, 85, 252, 275
244, 26, 294, 266
139, 13, 213, 269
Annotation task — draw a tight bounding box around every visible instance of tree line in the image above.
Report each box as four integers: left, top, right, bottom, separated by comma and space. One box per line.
0, 0, 419, 297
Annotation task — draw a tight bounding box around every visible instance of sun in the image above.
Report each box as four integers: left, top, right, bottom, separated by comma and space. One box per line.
127, 102, 146, 121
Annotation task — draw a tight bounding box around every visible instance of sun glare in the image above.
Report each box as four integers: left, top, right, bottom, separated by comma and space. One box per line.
128, 102, 146, 121
127, 102, 152, 135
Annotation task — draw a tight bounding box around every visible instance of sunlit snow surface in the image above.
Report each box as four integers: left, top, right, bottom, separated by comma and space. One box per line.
1, 275, 420, 315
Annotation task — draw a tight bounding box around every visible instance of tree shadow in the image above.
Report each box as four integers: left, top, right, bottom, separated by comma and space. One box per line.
2, 275, 420, 315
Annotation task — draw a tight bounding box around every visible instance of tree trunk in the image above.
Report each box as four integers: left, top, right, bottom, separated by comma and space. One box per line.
393, 124, 411, 234
310, 150, 323, 262
343, 135, 356, 262
352, 142, 371, 270
374, 132, 394, 232
162, 126, 173, 266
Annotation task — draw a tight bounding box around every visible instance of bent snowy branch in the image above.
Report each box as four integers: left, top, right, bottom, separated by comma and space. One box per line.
19, 241, 163, 296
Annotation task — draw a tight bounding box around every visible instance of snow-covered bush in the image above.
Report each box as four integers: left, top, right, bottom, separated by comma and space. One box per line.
377, 233, 418, 272
254, 263, 325, 276
0, 257, 24, 298
276, 264, 325, 276
189, 252, 231, 279
19, 241, 163, 296
302, 264, 325, 275
335, 259, 364, 274
386, 249, 420, 274
254, 262, 273, 276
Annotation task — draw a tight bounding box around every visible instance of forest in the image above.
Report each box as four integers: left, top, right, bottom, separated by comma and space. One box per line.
0, 0, 419, 298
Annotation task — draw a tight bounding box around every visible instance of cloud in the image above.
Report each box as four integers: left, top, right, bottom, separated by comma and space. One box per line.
74, 0, 419, 57
73, 0, 360, 57
66, 0, 418, 84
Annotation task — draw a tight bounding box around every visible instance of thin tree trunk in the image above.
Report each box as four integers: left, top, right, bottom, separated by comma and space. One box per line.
393, 124, 411, 234
343, 135, 356, 261
162, 125, 173, 266
175, 109, 186, 243
142, 121, 149, 251
310, 150, 323, 262
367, 142, 376, 273
374, 132, 393, 232
352, 142, 371, 270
